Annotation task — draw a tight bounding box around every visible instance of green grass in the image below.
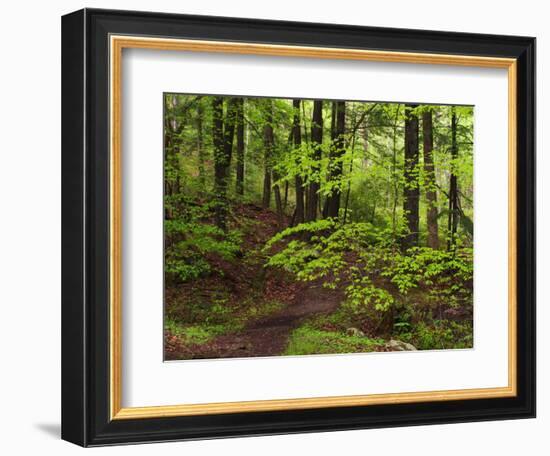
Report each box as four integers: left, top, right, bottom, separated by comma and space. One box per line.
165, 317, 243, 344
283, 324, 384, 356
165, 299, 286, 346
240, 299, 285, 320
306, 307, 355, 329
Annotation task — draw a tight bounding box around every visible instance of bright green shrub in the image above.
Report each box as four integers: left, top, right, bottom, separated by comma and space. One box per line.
164, 194, 243, 282
264, 220, 473, 322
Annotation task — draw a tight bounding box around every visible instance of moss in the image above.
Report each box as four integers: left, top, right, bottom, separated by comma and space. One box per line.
165, 318, 243, 345
284, 324, 384, 356
241, 299, 285, 321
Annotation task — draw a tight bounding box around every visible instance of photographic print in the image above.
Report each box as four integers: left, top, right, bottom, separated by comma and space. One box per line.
62, 11, 535, 445
163, 94, 474, 361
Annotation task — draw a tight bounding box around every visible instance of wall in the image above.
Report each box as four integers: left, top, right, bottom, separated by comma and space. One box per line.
0, 0, 545, 454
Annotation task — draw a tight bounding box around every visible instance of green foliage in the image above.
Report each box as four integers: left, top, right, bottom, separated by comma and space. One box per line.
264, 221, 473, 324
164, 194, 243, 282
284, 323, 384, 356
165, 219, 242, 282
345, 281, 395, 313
398, 320, 473, 350
382, 246, 473, 307
163, 94, 475, 358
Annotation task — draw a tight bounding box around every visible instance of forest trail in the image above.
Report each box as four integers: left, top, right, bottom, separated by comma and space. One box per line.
176, 283, 343, 359
165, 203, 348, 360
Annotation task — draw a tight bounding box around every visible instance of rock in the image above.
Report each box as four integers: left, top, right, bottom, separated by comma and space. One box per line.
385, 339, 417, 351
346, 327, 365, 337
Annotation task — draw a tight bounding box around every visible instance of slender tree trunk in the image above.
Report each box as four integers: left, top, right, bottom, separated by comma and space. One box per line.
391, 105, 401, 236
212, 97, 225, 228
262, 100, 274, 209
423, 108, 439, 249
292, 99, 305, 225
343, 105, 359, 225
164, 96, 174, 219
322, 103, 337, 218
223, 99, 239, 172
197, 100, 205, 188
273, 169, 284, 226
301, 102, 311, 216
402, 104, 420, 250
322, 106, 335, 219
306, 100, 323, 221
326, 101, 346, 219
235, 98, 245, 196
264, 100, 283, 224
212, 97, 238, 231
171, 95, 182, 196
447, 107, 459, 250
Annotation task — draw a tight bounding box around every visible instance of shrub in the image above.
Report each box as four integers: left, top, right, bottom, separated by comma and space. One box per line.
264, 221, 473, 324
164, 194, 243, 282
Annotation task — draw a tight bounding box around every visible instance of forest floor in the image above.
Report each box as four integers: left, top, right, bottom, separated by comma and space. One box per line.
167, 282, 343, 359
164, 203, 387, 360
164, 202, 473, 360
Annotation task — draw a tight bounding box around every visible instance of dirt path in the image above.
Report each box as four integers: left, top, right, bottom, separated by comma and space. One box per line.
165, 203, 347, 360
178, 283, 343, 359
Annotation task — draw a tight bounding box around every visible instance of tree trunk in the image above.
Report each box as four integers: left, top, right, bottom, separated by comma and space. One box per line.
325, 101, 346, 219
164, 96, 173, 219
447, 107, 460, 250
262, 100, 274, 209
235, 98, 245, 196
343, 104, 360, 225
292, 99, 305, 225
402, 104, 420, 250
212, 97, 238, 231
323, 103, 337, 218
273, 169, 284, 226
423, 108, 439, 249
306, 100, 323, 221
197, 100, 205, 188
391, 105, 401, 235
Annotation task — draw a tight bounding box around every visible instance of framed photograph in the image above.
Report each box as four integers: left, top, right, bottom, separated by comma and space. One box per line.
62, 8, 535, 447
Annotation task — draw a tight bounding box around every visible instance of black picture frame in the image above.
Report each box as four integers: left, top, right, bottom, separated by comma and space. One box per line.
62, 7, 536, 447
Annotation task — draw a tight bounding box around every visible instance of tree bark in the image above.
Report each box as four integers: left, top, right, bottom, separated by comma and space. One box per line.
391, 105, 401, 235
325, 101, 346, 219
342, 104, 360, 225
292, 99, 305, 225
306, 100, 323, 222
197, 100, 205, 188
235, 98, 245, 196
422, 108, 439, 249
447, 107, 460, 250
164, 95, 175, 219
402, 104, 420, 250
273, 169, 284, 226
262, 100, 274, 209
212, 97, 238, 231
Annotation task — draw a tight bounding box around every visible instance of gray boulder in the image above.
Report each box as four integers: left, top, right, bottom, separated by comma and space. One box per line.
346, 327, 365, 337
385, 339, 417, 351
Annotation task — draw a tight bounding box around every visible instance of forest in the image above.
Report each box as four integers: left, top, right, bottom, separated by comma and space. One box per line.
163, 94, 474, 360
